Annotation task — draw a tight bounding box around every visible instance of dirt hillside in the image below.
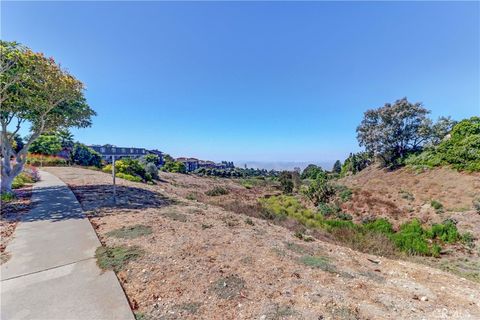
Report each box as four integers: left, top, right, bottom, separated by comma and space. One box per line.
44, 167, 480, 320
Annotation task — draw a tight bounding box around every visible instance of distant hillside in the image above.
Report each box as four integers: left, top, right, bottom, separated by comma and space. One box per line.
236, 161, 335, 171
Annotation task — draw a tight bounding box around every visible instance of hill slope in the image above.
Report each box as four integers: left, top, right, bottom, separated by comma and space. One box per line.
45, 167, 480, 320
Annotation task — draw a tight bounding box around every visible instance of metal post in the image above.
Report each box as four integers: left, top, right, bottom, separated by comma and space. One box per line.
112, 155, 116, 204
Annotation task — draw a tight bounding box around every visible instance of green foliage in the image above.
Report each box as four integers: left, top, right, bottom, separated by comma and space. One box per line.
363, 218, 394, 234
0, 41, 95, 193
144, 162, 159, 180
28, 134, 62, 155
430, 200, 444, 213
340, 152, 372, 176
302, 175, 336, 206
392, 219, 432, 255
115, 158, 150, 181
12, 170, 39, 189
205, 186, 229, 196
161, 161, 186, 173
195, 167, 277, 178
301, 164, 323, 180
317, 202, 339, 217
115, 172, 142, 182
260, 195, 320, 226
278, 171, 294, 194
461, 232, 475, 249
332, 160, 342, 174
95, 246, 143, 272
71, 143, 102, 167
141, 154, 161, 167
299, 255, 336, 273
356, 98, 432, 168
406, 117, 480, 171
336, 212, 353, 221
27, 154, 67, 166
106, 225, 153, 239
1, 192, 16, 202
426, 221, 460, 243
336, 185, 353, 202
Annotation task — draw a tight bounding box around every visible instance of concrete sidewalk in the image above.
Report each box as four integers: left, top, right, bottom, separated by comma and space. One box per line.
1, 170, 134, 320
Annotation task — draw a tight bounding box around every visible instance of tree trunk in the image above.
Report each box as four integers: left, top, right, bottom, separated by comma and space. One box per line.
1, 156, 25, 194
1, 172, 15, 194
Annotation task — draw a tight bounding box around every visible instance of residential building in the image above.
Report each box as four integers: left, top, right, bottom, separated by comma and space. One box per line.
89, 145, 163, 164
176, 157, 199, 172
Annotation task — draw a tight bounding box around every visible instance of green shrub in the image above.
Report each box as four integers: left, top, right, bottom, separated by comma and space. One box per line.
71, 143, 102, 167
363, 218, 394, 234
317, 203, 338, 217
430, 200, 444, 212
144, 162, 159, 180
406, 117, 480, 172
116, 172, 142, 182
427, 221, 460, 243
336, 185, 353, 202
205, 186, 229, 196
336, 212, 353, 221
27, 154, 67, 166
302, 175, 336, 206
95, 246, 143, 272
161, 161, 186, 173
393, 219, 432, 256
461, 232, 475, 248
1, 192, 16, 202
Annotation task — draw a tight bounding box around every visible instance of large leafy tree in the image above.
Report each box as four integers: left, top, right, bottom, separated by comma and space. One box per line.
1, 41, 95, 192
356, 98, 431, 167
28, 134, 62, 155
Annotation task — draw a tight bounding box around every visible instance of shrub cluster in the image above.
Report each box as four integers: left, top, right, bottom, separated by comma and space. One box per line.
205, 186, 229, 196
71, 143, 102, 167
406, 117, 480, 172
259, 195, 468, 257
12, 165, 41, 189
103, 158, 153, 182
26, 154, 67, 166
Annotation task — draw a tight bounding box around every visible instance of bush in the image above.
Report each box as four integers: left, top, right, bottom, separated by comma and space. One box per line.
161, 161, 186, 173
115, 172, 142, 182
317, 203, 339, 217
205, 186, 229, 196
115, 158, 149, 181
1, 192, 16, 202
12, 168, 40, 189
144, 162, 159, 180
336, 212, 353, 221
71, 143, 102, 167
302, 176, 336, 206
430, 200, 444, 213
278, 171, 294, 194
393, 219, 432, 256
27, 154, 67, 166
140, 154, 161, 167
363, 218, 394, 234
426, 221, 460, 243
336, 185, 353, 202
406, 117, 480, 171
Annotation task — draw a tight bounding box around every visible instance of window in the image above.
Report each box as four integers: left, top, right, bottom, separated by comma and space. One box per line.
142, 150, 145, 154
131, 148, 134, 153
100, 147, 105, 153
112, 147, 116, 153
122, 148, 126, 153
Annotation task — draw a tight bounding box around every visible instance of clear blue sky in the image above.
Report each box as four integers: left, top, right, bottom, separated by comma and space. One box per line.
2, 1, 479, 165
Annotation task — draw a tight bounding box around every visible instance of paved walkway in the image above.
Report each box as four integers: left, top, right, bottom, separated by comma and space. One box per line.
1, 170, 134, 320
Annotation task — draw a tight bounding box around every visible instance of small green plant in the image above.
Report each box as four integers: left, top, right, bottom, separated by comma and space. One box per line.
399, 190, 415, 201
106, 225, 152, 239
363, 218, 394, 234
336, 185, 353, 202
205, 186, 229, 196
115, 172, 142, 182
430, 200, 444, 213
336, 212, 353, 221
245, 218, 255, 226
299, 255, 336, 273
461, 232, 475, 249
1, 192, 16, 202
317, 202, 339, 217
186, 193, 197, 201
95, 246, 143, 272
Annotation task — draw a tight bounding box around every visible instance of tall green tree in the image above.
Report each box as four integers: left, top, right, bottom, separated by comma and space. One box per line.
28, 134, 62, 155
356, 98, 431, 167
1, 41, 95, 192
332, 160, 342, 173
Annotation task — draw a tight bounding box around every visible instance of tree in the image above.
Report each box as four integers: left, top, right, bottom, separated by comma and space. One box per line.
71, 143, 102, 167
356, 98, 431, 167
141, 154, 161, 167
301, 164, 323, 180
28, 134, 62, 155
340, 152, 372, 176
302, 174, 336, 206
428, 116, 457, 146
278, 171, 294, 194
1, 41, 95, 192
332, 160, 342, 173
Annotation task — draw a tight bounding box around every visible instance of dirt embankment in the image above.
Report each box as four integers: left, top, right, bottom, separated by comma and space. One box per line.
45, 167, 480, 320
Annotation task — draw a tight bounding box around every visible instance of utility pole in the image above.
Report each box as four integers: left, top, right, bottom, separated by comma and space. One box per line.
112, 155, 116, 204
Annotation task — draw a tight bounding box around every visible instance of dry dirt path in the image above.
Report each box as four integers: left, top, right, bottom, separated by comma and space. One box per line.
1, 170, 134, 320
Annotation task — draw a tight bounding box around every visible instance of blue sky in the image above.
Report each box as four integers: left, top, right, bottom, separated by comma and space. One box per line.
2, 1, 479, 166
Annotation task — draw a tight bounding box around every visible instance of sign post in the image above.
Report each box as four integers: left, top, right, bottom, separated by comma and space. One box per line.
112, 155, 116, 204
